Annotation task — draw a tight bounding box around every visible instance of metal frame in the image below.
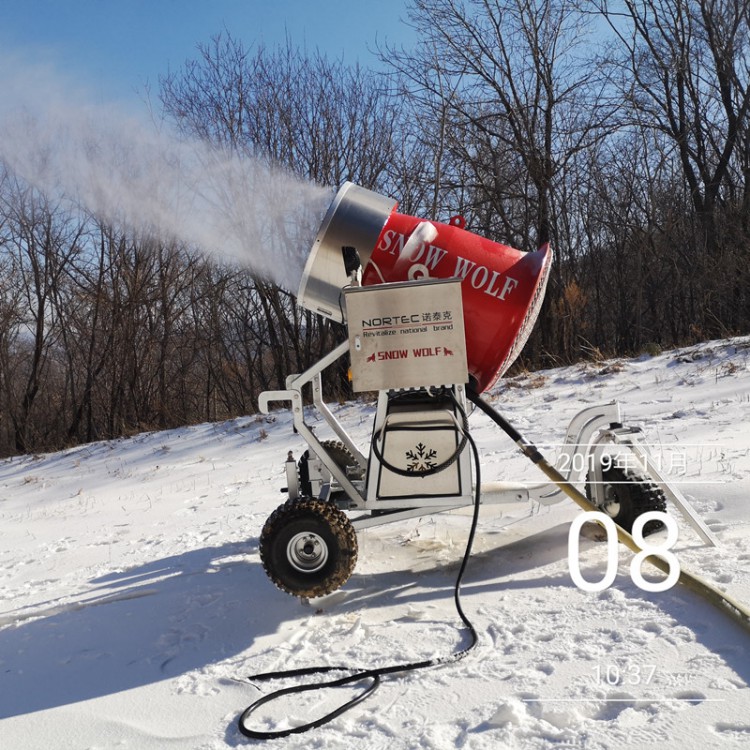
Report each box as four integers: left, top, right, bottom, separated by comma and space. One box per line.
520, 402, 718, 546
609, 430, 718, 546
259, 348, 717, 545
259, 341, 367, 505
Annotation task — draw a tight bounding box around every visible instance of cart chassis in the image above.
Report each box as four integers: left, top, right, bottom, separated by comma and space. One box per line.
259, 343, 717, 546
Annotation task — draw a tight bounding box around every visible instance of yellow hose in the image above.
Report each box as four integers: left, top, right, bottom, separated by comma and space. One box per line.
533, 455, 750, 636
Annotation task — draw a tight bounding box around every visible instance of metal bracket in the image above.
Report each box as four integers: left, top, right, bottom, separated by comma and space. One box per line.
611, 432, 719, 547
259, 341, 367, 506
523, 401, 718, 547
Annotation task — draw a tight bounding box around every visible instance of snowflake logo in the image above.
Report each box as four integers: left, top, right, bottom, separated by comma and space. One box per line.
405, 442, 438, 472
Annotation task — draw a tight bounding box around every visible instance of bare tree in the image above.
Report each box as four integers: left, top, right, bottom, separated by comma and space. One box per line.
381, 0, 614, 365
160, 33, 401, 189
385, 0, 607, 248
159, 33, 402, 396
595, 0, 750, 245
0, 177, 85, 452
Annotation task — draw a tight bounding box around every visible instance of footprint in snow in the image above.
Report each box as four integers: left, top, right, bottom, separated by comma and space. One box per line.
713, 722, 750, 737
673, 690, 706, 706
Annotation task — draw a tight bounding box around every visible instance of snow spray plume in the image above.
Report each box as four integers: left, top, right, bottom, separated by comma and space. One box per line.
0, 54, 334, 292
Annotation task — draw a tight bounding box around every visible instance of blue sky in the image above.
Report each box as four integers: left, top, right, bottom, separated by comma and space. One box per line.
0, 0, 412, 105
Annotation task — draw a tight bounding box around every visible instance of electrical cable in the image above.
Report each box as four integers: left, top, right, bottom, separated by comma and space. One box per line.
237, 393, 482, 740
239, 382, 750, 739
370, 388, 469, 478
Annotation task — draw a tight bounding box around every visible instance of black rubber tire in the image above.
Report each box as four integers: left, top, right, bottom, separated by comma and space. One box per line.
260, 497, 358, 598
585, 465, 667, 536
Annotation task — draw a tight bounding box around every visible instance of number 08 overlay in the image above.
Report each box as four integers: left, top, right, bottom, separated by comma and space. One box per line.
568, 511, 680, 593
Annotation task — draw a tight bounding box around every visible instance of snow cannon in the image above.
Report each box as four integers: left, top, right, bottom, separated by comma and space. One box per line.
297, 181, 552, 392
258, 182, 716, 602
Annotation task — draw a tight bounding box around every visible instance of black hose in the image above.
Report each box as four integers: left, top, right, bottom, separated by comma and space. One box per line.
370, 389, 469, 478
237, 393, 482, 740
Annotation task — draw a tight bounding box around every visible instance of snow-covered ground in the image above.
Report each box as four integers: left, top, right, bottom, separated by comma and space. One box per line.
1, 337, 749, 749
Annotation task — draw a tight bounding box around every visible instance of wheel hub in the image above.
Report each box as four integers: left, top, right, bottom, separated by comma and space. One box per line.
601, 485, 621, 517
287, 532, 328, 573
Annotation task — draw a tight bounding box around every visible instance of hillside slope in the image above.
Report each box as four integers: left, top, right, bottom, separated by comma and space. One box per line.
1, 337, 749, 749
